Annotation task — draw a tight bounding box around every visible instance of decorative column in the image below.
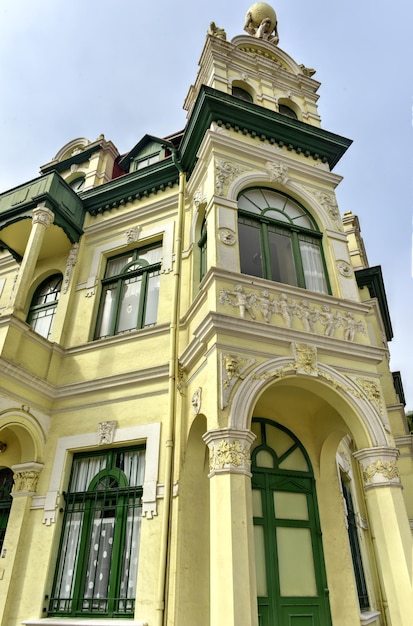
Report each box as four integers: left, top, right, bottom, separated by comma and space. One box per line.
203, 428, 257, 626
10, 203, 54, 316
0, 463, 44, 622
354, 447, 413, 625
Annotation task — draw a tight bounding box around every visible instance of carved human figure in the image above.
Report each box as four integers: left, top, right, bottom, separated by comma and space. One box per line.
221, 284, 256, 319
244, 11, 279, 45
208, 21, 227, 40
319, 304, 337, 337
258, 290, 275, 323
277, 293, 291, 327
295, 300, 316, 333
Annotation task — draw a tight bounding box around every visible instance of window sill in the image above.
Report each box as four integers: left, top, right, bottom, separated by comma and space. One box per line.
22, 616, 148, 626
360, 610, 381, 625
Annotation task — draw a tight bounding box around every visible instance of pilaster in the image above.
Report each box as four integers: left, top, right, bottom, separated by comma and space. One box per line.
203, 428, 258, 626
10, 204, 54, 317
0, 462, 44, 626
354, 447, 413, 625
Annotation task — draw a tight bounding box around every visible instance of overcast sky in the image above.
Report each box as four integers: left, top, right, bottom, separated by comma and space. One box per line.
0, 1, 412, 409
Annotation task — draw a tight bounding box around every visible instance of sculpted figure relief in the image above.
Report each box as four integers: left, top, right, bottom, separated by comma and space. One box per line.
244, 2, 279, 45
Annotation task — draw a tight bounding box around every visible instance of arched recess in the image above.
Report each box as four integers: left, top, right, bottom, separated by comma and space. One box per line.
174, 414, 210, 626
229, 357, 389, 451
0, 408, 46, 466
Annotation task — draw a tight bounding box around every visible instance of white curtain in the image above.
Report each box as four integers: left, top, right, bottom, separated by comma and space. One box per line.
299, 241, 327, 293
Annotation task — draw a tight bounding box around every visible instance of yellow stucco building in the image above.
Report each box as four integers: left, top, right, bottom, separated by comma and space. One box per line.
0, 5, 411, 626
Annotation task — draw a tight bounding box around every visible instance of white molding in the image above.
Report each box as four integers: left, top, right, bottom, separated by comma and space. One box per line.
360, 610, 381, 625
22, 617, 148, 626
82, 221, 174, 296
43, 422, 161, 525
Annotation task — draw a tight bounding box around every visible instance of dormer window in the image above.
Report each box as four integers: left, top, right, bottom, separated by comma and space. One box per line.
69, 176, 85, 193
133, 153, 160, 171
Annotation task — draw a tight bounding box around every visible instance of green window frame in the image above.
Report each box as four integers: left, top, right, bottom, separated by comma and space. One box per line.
251, 418, 332, 626
49, 446, 145, 618
238, 188, 330, 294
341, 477, 370, 610
27, 273, 62, 339
0, 468, 13, 553
95, 244, 162, 339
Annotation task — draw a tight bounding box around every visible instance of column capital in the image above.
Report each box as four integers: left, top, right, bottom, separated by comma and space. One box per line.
353, 447, 401, 490
203, 427, 256, 477
32, 203, 54, 227
11, 462, 44, 497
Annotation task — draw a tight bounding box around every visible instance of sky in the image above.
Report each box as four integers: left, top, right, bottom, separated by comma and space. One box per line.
0, 1, 412, 409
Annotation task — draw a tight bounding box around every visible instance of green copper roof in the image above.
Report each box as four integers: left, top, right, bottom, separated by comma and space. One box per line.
180, 85, 352, 171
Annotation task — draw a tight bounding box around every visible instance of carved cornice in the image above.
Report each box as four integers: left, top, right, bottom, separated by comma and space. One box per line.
203, 428, 256, 477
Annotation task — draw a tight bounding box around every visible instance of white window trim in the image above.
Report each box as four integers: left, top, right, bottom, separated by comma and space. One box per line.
42, 422, 161, 525
84, 222, 174, 297
24, 619, 147, 626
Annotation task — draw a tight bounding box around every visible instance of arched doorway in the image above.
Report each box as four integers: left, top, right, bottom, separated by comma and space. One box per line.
251, 418, 332, 626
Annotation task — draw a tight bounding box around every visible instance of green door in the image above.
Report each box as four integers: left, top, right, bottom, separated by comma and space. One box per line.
251, 419, 332, 626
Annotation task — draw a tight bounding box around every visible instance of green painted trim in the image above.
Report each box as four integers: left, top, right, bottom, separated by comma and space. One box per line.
81, 159, 179, 215
392, 371, 406, 406
118, 134, 169, 170
0, 172, 85, 243
180, 85, 352, 171
355, 265, 393, 341
40, 144, 103, 174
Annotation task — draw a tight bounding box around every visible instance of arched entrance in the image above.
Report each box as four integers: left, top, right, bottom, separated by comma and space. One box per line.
251, 418, 332, 626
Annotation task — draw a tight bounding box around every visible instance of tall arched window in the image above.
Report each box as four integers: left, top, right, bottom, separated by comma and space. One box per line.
0, 468, 13, 552
251, 418, 332, 626
27, 273, 63, 339
238, 188, 329, 293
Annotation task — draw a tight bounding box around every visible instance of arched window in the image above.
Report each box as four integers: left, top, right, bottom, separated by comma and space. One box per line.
0, 468, 13, 552
27, 273, 63, 339
238, 188, 329, 293
49, 446, 145, 617
278, 104, 298, 119
251, 418, 332, 626
232, 85, 253, 103
95, 244, 162, 339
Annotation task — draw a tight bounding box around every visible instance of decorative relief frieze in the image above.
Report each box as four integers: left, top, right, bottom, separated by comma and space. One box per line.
12, 462, 44, 496
32, 205, 54, 228
221, 353, 255, 408
363, 460, 400, 483
337, 260, 353, 278
194, 188, 207, 209
98, 420, 117, 445
63, 243, 79, 294
219, 284, 366, 342
215, 159, 249, 196
356, 378, 383, 413
314, 191, 342, 229
293, 343, 318, 375
125, 226, 141, 244
191, 387, 202, 414
266, 160, 288, 184
354, 447, 401, 489
218, 228, 236, 245
203, 428, 256, 477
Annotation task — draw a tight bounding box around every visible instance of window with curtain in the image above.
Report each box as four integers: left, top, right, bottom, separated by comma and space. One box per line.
0, 468, 13, 553
95, 244, 162, 339
49, 446, 145, 618
27, 273, 62, 339
238, 188, 329, 294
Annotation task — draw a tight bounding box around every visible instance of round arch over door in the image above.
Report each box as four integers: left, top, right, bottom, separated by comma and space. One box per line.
251, 418, 332, 626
